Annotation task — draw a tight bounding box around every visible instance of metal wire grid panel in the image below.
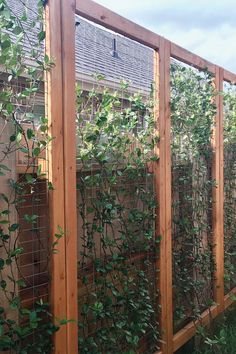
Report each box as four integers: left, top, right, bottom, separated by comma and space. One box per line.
223, 82, 236, 294
171, 61, 215, 333
76, 16, 160, 353
0, 72, 50, 346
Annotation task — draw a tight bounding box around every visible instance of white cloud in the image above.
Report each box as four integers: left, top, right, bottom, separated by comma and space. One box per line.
95, 0, 236, 72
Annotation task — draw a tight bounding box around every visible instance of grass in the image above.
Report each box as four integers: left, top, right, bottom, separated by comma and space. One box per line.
179, 305, 236, 354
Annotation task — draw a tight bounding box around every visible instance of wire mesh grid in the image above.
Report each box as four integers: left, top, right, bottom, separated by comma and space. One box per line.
76, 16, 160, 353
170, 60, 215, 332
223, 81, 236, 294
0, 5, 50, 344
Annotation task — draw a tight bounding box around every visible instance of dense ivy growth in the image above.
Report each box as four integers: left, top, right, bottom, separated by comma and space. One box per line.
223, 83, 236, 293
0, 1, 61, 352
76, 79, 160, 353
2, 1, 235, 352
170, 62, 217, 330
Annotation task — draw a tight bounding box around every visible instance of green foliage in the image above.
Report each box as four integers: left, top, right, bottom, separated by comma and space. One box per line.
0, 1, 61, 352
190, 306, 236, 354
0, 301, 59, 353
171, 62, 217, 329
223, 83, 236, 293
76, 79, 159, 353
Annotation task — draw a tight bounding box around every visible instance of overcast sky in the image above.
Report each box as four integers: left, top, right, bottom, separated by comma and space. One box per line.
95, 0, 236, 73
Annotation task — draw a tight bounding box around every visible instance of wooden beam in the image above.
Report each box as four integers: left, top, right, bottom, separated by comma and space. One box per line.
224, 286, 236, 308
155, 38, 173, 354
60, 1, 78, 353
212, 66, 224, 313
173, 305, 218, 352
218, 67, 224, 310
45, 1, 78, 353
223, 69, 236, 84
164, 39, 173, 354
174, 286, 236, 352
154, 47, 166, 353
75, 0, 161, 49
45, 1, 67, 353
170, 42, 216, 73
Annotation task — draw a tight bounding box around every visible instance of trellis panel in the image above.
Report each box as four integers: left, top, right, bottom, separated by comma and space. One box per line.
45, 0, 236, 353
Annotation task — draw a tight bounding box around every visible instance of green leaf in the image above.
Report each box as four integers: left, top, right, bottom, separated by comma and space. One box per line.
0, 220, 9, 225
0, 259, 4, 270
13, 26, 22, 35
6, 103, 13, 114
9, 247, 24, 257
16, 131, 22, 143
33, 147, 41, 156
27, 128, 34, 140
16, 279, 26, 287
0, 280, 7, 289
0, 164, 11, 172
37, 30, 46, 42
9, 223, 19, 232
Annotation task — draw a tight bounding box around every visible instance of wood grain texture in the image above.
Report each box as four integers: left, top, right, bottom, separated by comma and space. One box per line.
212, 66, 224, 313
164, 40, 173, 354
45, 1, 78, 353
170, 43, 216, 73
45, 1, 67, 353
173, 304, 218, 352
223, 69, 236, 83
76, 0, 161, 49
155, 38, 173, 354
60, 1, 78, 353
174, 285, 236, 352
224, 286, 236, 308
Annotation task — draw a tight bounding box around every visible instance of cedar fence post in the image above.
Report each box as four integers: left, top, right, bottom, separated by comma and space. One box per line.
213, 67, 224, 313
45, 1, 78, 353
155, 38, 173, 354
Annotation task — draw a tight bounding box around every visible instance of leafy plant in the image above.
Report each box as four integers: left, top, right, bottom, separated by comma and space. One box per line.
0, 1, 63, 352
170, 62, 217, 330
76, 79, 160, 353
223, 83, 236, 293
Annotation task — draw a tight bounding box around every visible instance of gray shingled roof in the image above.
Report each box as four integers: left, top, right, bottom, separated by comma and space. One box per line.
76, 17, 154, 92
6, 0, 154, 93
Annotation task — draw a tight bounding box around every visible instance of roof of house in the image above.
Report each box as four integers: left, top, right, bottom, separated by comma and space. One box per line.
6, 0, 154, 93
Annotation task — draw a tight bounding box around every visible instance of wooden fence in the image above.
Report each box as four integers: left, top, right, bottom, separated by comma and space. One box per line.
45, 1, 236, 353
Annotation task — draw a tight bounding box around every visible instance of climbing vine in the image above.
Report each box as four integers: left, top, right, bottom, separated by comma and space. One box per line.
223, 83, 236, 293
170, 62, 217, 330
0, 1, 62, 352
76, 78, 159, 353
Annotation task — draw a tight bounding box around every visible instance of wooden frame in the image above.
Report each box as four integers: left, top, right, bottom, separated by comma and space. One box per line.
45, 1, 78, 353
154, 39, 173, 353
44, 0, 236, 353
213, 67, 224, 313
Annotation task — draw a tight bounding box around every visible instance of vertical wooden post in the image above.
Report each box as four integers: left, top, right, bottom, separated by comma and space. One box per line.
60, 0, 78, 353
45, 2, 67, 353
155, 38, 173, 354
212, 66, 224, 313
45, 1, 78, 353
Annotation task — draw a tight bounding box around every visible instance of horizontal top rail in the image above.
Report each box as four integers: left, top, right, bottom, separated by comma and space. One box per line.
76, 0, 236, 83
170, 42, 216, 73
75, 0, 161, 49
223, 68, 236, 83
